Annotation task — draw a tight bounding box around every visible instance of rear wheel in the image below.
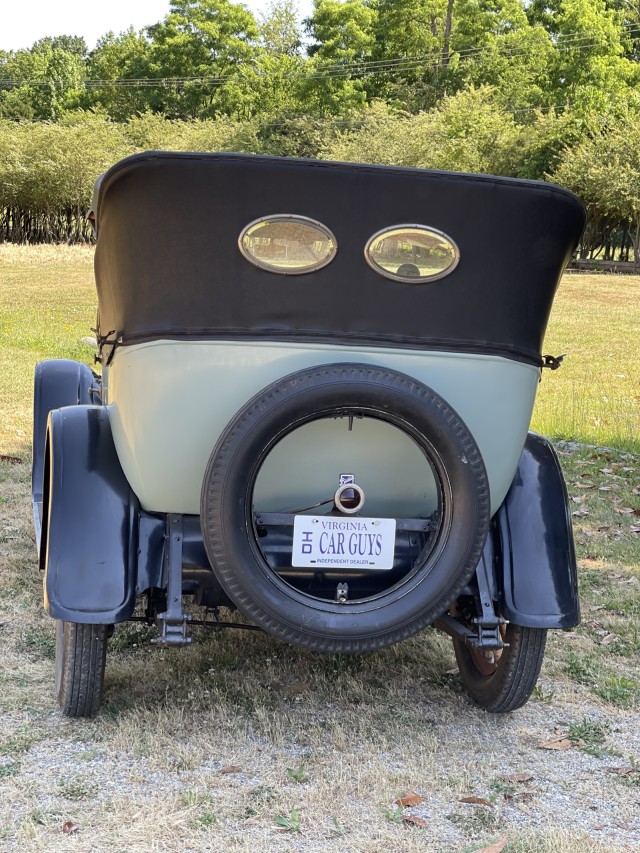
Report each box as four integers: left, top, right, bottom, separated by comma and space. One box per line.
453, 622, 546, 713
55, 621, 107, 717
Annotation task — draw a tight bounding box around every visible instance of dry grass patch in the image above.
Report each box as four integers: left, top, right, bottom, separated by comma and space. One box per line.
1, 461, 640, 851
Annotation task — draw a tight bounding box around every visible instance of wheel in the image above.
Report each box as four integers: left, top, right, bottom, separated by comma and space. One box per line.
453, 622, 547, 713
55, 621, 108, 717
201, 363, 490, 653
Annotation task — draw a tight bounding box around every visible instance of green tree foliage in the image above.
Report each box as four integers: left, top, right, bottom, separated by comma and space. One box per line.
0, 40, 86, 120
82, 30, 154, 121
143, 0, 260, 118
322, 87, 519, 173
529, 0, 640, 112
551, 112, 640, 263
304, 0, 378, 112
0, 114, 128, 242
260, 0, 303, 54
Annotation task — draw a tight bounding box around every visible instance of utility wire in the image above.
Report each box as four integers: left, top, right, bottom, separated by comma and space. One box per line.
0, 23, 638, 89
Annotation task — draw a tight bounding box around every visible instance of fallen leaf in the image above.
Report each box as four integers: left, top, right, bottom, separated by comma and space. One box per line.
396, 791, 425, 808
460, 795, 493, 807
630, 526, 640, 534
599, 468, 614, 474
606, 766, 640, 777
614, 507, 636, 515
600, 633, 618, 646
572, 508, 589, 517
402, 815, 428, 828
538, 737, 572, 750
574, 481, 595, 489
62, 822, 79, 835
505, 772, 534, 783
561, 631, 581, 639
219, 765, 242, 774
0, 455, 21, 464
505, 790, 537, 802
473, 837, 508, 853
598, 485, 613, 491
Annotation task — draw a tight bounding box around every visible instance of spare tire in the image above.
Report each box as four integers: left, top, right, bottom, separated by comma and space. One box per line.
200, 363, 490, 652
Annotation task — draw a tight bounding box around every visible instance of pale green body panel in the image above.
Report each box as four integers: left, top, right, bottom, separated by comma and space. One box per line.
106, 341, 540, 516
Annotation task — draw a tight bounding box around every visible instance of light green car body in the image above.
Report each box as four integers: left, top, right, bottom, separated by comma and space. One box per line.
105, 339, 539, 518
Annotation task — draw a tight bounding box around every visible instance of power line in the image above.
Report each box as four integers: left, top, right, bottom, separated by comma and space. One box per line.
1, 23, 638, 90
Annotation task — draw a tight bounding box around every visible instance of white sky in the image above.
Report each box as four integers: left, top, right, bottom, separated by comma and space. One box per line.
1, 0, 312, 53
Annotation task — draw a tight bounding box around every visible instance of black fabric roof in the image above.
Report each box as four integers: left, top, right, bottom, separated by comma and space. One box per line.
94, 152, 585, 366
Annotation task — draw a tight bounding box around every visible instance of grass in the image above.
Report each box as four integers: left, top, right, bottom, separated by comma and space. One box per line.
0, 248, 639, 852
531, 272, 640, 452
0, 245, 96, 457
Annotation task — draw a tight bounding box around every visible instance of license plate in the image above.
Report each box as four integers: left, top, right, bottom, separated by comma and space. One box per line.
292, 515, 397, 571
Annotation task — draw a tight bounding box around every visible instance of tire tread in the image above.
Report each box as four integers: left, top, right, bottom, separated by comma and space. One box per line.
57, 623, 107, 717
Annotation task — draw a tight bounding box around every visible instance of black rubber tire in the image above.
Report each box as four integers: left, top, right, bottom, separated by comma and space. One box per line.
454, 623, 547, 713
55, 621, 107, 717
201, 363, 490, 653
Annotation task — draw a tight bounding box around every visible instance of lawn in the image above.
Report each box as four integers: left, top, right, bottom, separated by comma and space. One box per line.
531, 271, 640, 452
0, 247, 638, 852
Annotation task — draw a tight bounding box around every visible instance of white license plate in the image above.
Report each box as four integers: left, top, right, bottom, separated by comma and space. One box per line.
292, 515, 397, 571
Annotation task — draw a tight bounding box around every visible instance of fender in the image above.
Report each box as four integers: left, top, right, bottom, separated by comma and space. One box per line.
495, 432, 580, 628
32, 359, 96, 546
42, 405, 138, 624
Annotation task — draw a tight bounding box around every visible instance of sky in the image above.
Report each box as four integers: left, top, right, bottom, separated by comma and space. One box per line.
0, 0, 312, 53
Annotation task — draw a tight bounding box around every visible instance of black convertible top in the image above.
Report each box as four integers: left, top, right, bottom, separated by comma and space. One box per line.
94, 152, 585, 366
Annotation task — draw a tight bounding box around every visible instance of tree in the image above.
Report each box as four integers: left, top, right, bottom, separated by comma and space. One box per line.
0, 42, 85, 120
304, 0, 377, 113
144, 0, 260, 118
552, 112, 640, 265
260, 0, 302, 55
82, 29, 154, 121
369, 0, 452, 107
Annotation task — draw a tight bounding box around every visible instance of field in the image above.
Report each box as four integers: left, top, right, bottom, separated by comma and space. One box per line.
0, 247, 639, 852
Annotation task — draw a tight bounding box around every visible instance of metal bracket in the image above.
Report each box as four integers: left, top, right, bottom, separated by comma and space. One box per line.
436, 550, 506, 650
468, 548, 507, 650
152, 514, 192, 647
542, 353, 566, 370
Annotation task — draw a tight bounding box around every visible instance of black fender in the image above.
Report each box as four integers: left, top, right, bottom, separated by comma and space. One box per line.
494, 432, 580, 628
41, 405, 138, 624
32, 359, 96, 528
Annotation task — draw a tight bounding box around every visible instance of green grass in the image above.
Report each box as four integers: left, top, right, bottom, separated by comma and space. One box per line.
531, 272, 640, 452
0, 246, 96, 456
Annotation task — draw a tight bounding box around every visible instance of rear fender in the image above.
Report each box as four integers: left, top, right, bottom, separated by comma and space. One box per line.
495, 432, 580, 628
32, 360, 96, 545
42, 405, 138, 624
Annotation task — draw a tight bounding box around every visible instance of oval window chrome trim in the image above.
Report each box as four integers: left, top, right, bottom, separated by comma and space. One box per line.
364, 224, 460, 283
238, 214, 337, 275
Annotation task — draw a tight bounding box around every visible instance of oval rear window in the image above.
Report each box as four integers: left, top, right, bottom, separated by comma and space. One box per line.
239, 215, 337, 274
365, 225, 459, 283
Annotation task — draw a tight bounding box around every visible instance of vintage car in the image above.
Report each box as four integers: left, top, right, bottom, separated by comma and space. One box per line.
32, 152, 585, 717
